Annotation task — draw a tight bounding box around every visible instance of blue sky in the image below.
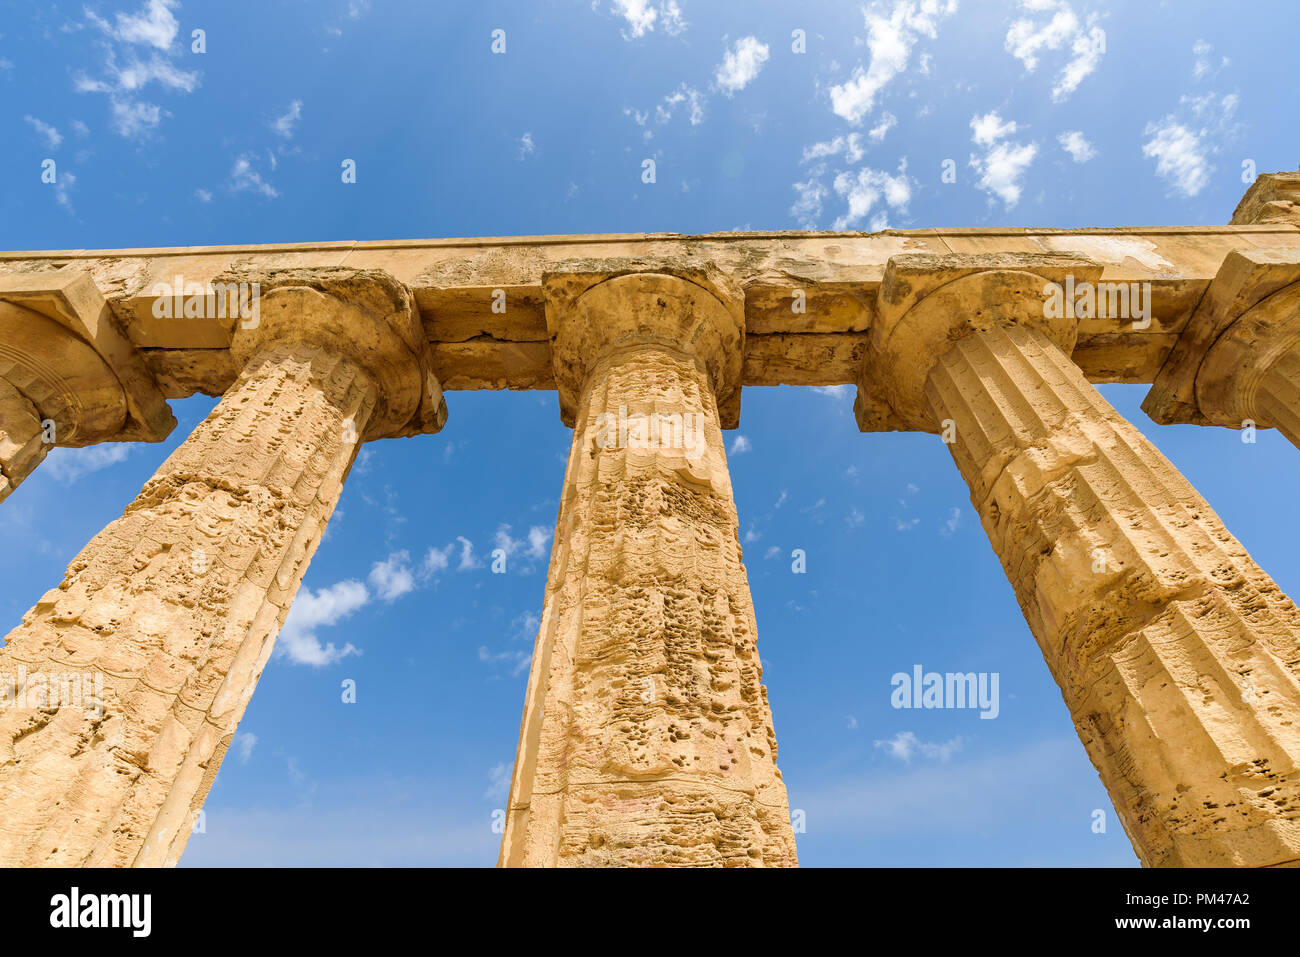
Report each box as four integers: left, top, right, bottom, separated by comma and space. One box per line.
1, 0, 1296, 866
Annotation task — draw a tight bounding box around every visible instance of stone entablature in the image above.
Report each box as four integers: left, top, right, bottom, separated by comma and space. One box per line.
2, 172, 1299, 868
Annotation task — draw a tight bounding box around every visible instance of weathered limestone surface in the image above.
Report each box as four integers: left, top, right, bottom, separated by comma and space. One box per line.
0, 274, 440, 866
0, 271, 174, 501
0, 376, 49, 501
859, 252, 1300, 866
928, 323, 1300, 866
1144, 249, 1300, 452
1233, 170, 1300, 227
4, 225, 1300, 401
499, 265, 797, 867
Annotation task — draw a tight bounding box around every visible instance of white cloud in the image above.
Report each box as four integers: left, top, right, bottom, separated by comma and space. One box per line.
76, 0, 198, 140
828, 0, 958, 126
971, 111, 1018, 147
54, 170, 77, 210
235, 732, 257, 765
714, 36, 769, 95
277, 580, 368, 666
230, 153, 279, 198
24, 116, 62, 150
517, 131, 535, 158
477, 645, 531, 677
1142, 119, 1209, 198
729, 434, 752, 454
609, 0, 686, 39
1056, 129, 1095, 163
830, 159, 913, 230
803, 134, 867, 164
493, 524, 551, 563
1003, 0, 1105, 102
423, 543, 454, 576
484, 762, 511, 803
42, 443, 130, 482
195, 188, 213, 202
656, 83, 705, 125
526, 526, 550, 560
107, 97, 164, 139
874, 730, 963, 763
90, 0, 180, 50
270, 99, 302, 138
456, 535, 482, 571
968, 111, 1037, 207
942, 506, 962, 536
868, 111, 897, 142
368, 551, 415, 602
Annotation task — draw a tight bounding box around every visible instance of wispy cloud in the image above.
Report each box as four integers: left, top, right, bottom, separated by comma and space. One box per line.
42, 444, 131, 482
874, 730, 964, 763
968, 111, 1037, 208
1004, 0, 1105, 102
828, 0, 957, 125
24, 116, 62, 149
714, 36, 769, 96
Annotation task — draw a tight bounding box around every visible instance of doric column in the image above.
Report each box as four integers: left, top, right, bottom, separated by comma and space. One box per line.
1231, 169, 1300, 227
0, 269, 445, 866
861, 253, 1300, 867
499, 262, 797, 867
1144, 249, 1300, 452
0, 270, 175, 501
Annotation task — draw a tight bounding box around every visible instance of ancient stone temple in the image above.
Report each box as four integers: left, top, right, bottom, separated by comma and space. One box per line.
0, 171, 1298, 868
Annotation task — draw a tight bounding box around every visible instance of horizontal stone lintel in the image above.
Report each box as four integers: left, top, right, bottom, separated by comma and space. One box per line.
2, 225, 1297, 401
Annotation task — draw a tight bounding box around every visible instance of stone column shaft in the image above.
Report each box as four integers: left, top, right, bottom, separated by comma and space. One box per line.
1258, 350, 1300, 448
927, 322, 1300, 867
500, 267, 796, 867
0, 343, 375, 866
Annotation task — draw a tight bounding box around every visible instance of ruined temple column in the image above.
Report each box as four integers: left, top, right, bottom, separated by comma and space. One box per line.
0, 270, 445, 866
1194, 278, 1300, 451
862, 254, 1300, 867
0, 272, 175, 502
499, 263, 797, 867
1144, 248, 1300, 452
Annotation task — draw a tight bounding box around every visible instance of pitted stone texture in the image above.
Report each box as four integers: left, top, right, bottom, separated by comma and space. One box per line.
1232, 171, 1300, 227
542, 261, 745, 429
928, 323, 1300, 867
499, 346, 796, 867
226, 270, 445, 440
0, 343, 376, 866
858, 253, 1100, 433
1195, 279, 1300, 450
0, 378, 49, 502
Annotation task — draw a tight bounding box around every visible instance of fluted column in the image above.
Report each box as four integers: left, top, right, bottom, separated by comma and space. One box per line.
1194, 277, 1300, 452
0, 272, 442, 866
499, 264, 797, 867
863, 254, 1300, 867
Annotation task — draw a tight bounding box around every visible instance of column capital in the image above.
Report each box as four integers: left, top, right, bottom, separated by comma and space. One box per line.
0, 268, 175, 500
0, 267, 175, 444
1232, 169, 1300, 226
541, 259, 745, 428
225, 267, 447, 440
856, 252, 1100, 433
1143, 248, 1300, 427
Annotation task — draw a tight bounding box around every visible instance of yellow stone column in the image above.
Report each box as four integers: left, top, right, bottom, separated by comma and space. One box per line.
1144, 248, 1300, 452
0, 270, 445, 866
1194, 279, 1300, 451
499, 263, 797, 867
862, 254, 1300, 867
